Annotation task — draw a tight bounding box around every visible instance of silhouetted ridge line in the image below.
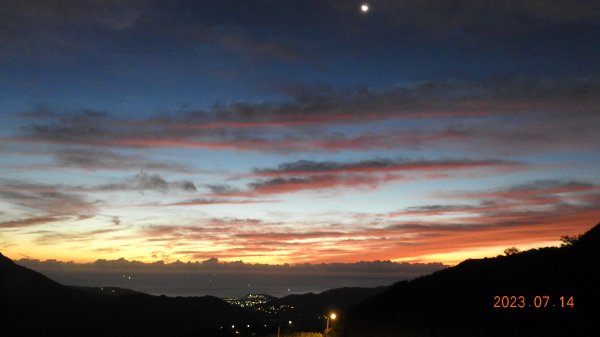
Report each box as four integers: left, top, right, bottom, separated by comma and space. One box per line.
0, 251, 15, 266
0, 251, 65, 296
0, 251, 264, 337
343, 222, 600, 337
575, 222, 600, 247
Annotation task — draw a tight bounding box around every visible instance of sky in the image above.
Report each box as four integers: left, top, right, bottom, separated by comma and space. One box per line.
1, 0, 599, 267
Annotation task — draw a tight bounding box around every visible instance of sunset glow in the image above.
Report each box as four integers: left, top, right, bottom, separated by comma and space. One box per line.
1, 1, 599, 267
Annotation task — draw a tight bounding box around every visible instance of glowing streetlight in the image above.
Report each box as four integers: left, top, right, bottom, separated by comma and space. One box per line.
326, 312, 337, 331
277, 320, 293, 337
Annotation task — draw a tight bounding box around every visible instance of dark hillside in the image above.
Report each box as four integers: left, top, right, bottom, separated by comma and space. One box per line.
259, 286, 387, 331
344, 223, 600, 337
0, 252, 263, 337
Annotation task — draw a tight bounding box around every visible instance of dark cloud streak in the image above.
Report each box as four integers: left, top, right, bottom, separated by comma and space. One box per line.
10, 78, 600, 154
96, 172, 196, 192
254, 158, 525, 176
0, 215, 67, 229
0, 180, 98, 216
53, 148, 192, 172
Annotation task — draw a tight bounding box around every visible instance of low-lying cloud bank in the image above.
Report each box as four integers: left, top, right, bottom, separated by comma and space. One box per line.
15, 257, 446, 297
18, 257, 445, 276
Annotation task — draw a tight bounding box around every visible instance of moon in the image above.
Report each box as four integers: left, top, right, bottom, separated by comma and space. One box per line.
361, 4, 369, 13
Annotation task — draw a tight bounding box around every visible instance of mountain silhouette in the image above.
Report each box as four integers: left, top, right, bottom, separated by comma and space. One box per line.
0, 251, 386, 336
258, 286, 388, 331
342, 222, 600, 337
0, 252, 264, 337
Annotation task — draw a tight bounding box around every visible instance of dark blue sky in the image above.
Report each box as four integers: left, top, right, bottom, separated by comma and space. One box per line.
3, 0, 600, 112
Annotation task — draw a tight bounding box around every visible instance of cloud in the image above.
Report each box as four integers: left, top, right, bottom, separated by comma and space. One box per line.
189, 78, 600, 128
505, 179, 594, 193
0, 180, 98, 216
0, 180, 101, 233
0, 173, 195, 235
204, 184, 240, 194
95, 173, 196, 192
0, 0, 149, 58
127, 214, 599, 265
11, 77, 600, 154
112, 216, 121, 226
201, 173, 406, 197
17, 255, 445, 274
238, 174, 399, 196
390, 180, 598, 218
254, 158, 525, 176
374, 218, 597, 259
179, 181, 198, 192
0, 215, 67, 229
5, 0, 599, 62
7, 176, 595, 266
53, 148, 192, 172
14, 255, 446, 297
206, 25, 301, 61
208, 158, 525, 197
381, 179, 600, 246
32, 226, 128, 245
458, 179, 598, 201
0, 0, 302, 62
158, 198, 266, 207
129, 172, 167, 190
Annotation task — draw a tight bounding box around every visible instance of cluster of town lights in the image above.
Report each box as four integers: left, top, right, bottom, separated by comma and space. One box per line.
234, 311, 337, 337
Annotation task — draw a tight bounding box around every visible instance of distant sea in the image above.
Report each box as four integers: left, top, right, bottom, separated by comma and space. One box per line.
34, 270, 405, 298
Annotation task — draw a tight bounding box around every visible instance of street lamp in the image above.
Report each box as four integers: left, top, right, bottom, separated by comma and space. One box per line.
326, 312, 337, 331
277, 320, 292, 337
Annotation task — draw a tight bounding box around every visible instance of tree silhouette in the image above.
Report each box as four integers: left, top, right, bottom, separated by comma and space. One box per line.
503, 247, 520, 255
560, 234, 582, 247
